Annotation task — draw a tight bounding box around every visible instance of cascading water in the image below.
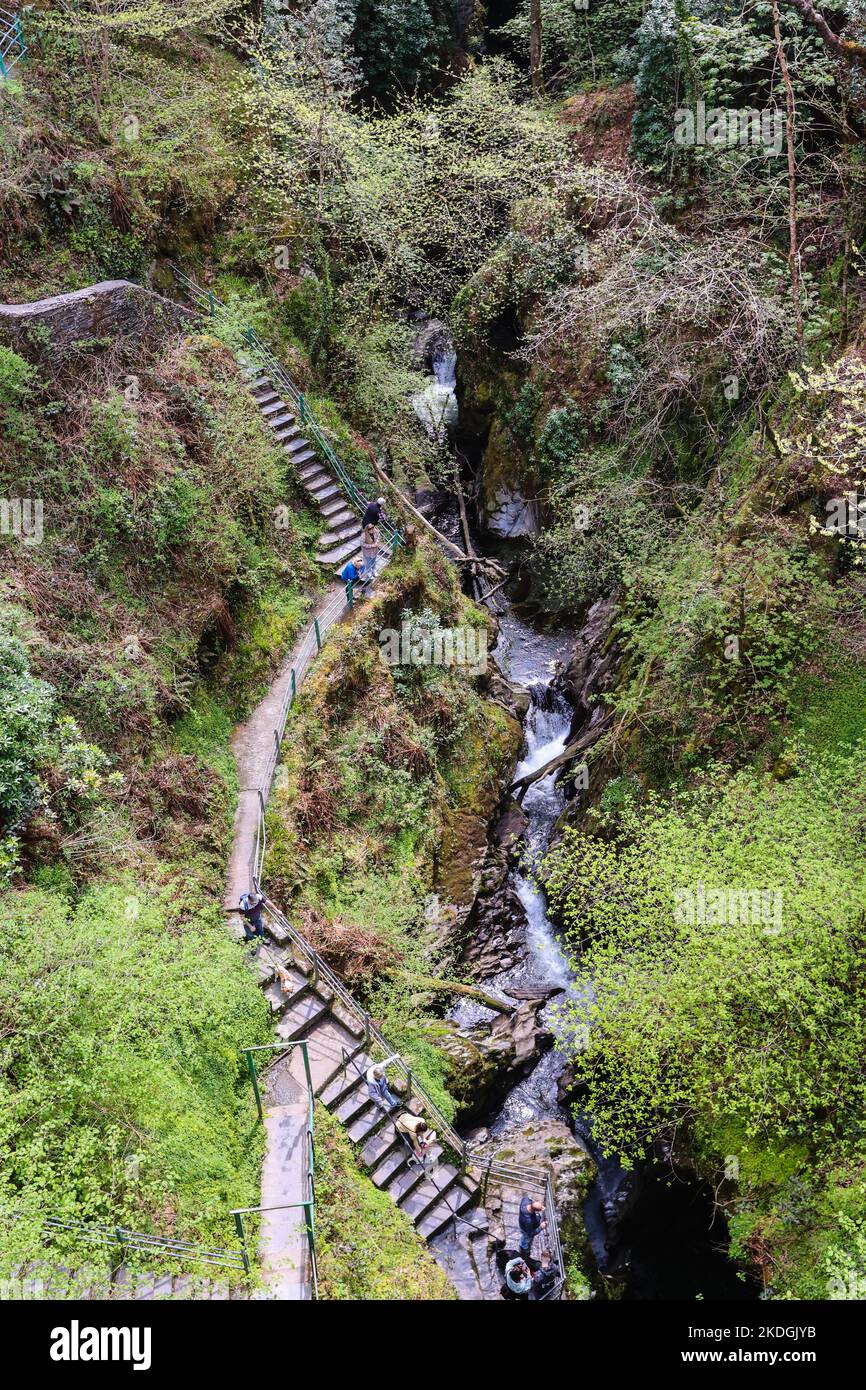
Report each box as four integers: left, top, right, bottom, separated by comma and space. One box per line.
412, 337, 459, 442
413, 331, 754, 1299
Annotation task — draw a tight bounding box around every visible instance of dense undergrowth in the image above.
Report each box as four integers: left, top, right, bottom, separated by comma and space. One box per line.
3, 0, 866, 1300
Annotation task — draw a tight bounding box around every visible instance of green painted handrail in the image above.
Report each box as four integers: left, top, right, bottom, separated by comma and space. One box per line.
0, 8, 25, 79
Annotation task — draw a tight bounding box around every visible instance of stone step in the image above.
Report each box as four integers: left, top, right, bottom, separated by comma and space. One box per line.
275, 991, 330, 1041
302, 471, 330, 495
309, 482, 341, 504
400, 1163, 460, 1222
319, 501, 355, 526
260, 398, 288, 418
317, 1050, 372, 1105
263, 974, 310, 1015
416, 1183, 478, 1242
293, 449, 318, 469
315, 536, 362, 568
346, 1103, 391, 1145
283, 434, 311, 455
386, 1162, 426, 1204
333, 1083, 373, 1126
299, 459, 327, 482
266, 411, 295, 431
319, 521, 362, 547
249, 375, 272, 394
274, 425, 303, 446
360, 1124, 401, 1170
371, 1144, 412, 1189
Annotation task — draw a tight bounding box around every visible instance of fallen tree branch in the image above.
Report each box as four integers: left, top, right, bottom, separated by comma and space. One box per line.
399, 971, 513, 1013
371, 457, 506, 582
782, 0, 866, 71
509, 717, 613, 800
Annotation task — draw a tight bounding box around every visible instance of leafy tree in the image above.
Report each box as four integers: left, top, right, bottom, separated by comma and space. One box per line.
544, 749, 866, 1160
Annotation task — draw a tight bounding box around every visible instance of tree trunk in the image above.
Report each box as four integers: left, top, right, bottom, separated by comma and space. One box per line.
772, 0, 804, 357
529, 0, 543, 97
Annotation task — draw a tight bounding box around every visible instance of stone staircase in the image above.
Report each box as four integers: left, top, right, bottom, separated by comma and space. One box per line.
247, 373, 366, 571
254, 927, 491, 1267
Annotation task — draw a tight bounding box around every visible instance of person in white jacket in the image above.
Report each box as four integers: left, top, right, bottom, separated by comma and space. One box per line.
366, 1054, 400, 1112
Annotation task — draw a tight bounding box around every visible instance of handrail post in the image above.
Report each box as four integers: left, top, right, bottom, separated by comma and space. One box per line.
310, 952, 319, 990
314, 617, 322, 650
207, 290, 215, 316
347, 580, 354, 607
363, 1013, 371, 1049
245, 1049, 264, 1124
290, 669, 297, 703
233, 1212, 251, 1276
299, 393, 306, 425
300, 1040, 313, 1099
405, 1068, 412, 1102
460, 1140, 468, 1175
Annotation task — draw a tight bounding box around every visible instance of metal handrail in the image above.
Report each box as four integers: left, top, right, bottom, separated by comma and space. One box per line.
0, 8, 24, 78
239, 1039, 319, 1297
18, 1215, 247, 1272
169, 264, 405, 553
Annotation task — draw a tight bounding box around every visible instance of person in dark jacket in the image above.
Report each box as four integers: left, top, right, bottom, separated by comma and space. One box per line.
362, 497, 386, 529
238, 890, 266, 941
531, 1249, 560, 1300
518, 1195, 545, 1258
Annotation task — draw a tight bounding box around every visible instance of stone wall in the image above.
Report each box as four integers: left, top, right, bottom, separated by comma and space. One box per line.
0, 280, 193, 360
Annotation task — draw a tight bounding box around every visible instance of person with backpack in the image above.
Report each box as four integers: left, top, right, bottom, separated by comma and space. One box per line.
395, 1112, 436, 1161
531, 1249, 560, 1300
238, 889, 266, 942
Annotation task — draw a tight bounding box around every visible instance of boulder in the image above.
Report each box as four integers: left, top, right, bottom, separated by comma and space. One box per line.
430, 999, 553, 1124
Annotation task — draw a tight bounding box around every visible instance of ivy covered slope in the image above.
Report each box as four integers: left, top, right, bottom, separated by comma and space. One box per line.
0, 305, 328, 1264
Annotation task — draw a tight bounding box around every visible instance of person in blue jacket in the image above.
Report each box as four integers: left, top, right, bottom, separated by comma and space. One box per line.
339, 558, 364, 601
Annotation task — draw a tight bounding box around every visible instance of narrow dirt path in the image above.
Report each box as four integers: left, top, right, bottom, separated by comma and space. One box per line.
223, 584, 343, 921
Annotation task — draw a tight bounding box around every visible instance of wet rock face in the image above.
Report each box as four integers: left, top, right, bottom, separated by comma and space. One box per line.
483, 486, 539, 539
555, 596, 619, 726
431, 1000, 554, 1125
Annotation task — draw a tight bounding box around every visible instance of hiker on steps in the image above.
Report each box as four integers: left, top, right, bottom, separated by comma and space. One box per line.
238, 889, 266, 942
366, 1054, 400, 1112
361, 523, 379, 586
362, 496, 386, 529
518, 1195, 546, 1259
395, 1112, 436, 1161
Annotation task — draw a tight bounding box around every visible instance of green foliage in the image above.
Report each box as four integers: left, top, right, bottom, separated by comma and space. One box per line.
0, 882, 269, 1270
0, 635, 55, 834
314, 1105, 456, 1299
496, 0, 644, 91
545, 749, 866, 1166
613, 532, 833, 765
